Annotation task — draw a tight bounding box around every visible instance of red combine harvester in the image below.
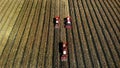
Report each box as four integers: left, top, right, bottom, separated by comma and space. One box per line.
61, 42, 68, 61
55, 16, 60, 28
65, 16, 72, 28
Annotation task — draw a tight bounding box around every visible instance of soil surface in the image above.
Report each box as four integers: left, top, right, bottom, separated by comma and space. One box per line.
0, 0, 120, 68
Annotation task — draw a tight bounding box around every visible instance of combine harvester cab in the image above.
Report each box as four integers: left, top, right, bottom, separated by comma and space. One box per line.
65, 16, 72, 29
55, 16, 60, 28
61, 42, 68, 61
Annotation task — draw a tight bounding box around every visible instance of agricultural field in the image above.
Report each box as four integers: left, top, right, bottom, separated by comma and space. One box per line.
0, 0, 120, 68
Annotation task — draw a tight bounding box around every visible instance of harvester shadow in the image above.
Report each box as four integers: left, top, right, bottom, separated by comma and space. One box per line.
64, 18, 67, 27
53, 18, 56, 26
59, 42, 63, 57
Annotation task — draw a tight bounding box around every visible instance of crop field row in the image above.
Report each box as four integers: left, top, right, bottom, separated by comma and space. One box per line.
0, 0, 120, 68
